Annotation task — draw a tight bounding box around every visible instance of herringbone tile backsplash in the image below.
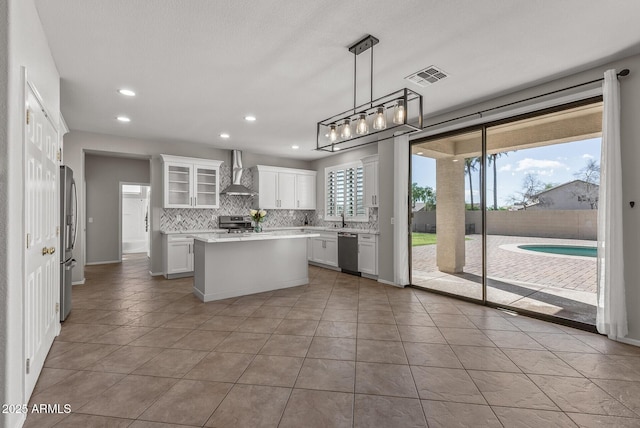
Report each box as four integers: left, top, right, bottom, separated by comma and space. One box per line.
160, 164, 379, 231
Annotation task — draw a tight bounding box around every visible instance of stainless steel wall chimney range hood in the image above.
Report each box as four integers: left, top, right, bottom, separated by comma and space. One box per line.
221, 150, 256, 196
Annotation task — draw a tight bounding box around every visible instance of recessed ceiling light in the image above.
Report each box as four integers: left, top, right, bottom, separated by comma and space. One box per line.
291, 145, 299, 149
116, 116, 131, 122
452, 159, 459, 162
244, 115, 257, 122
117, 89, 136, 97
220, 133, 230, 139
416, 152, 423, 155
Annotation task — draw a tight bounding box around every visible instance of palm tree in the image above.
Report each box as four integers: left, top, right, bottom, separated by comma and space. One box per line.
464, 158, 478, 210
487, 152, 507, 210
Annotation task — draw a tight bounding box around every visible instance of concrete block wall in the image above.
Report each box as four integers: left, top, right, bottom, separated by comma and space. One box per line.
412, 209, 597, 240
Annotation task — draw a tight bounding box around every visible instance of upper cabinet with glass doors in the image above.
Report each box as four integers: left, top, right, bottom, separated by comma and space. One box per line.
161, 154, 223, 209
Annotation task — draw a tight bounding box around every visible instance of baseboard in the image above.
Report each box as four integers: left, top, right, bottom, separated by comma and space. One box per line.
619, 336, 640, 347
308, 261, 341, 272
71, 279, 85, 285
149, 271, 164, 277
377, 278, 397, 286
85, 260, 120, 265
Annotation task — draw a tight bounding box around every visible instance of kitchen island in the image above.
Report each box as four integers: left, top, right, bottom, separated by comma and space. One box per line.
191, 230, 320, 302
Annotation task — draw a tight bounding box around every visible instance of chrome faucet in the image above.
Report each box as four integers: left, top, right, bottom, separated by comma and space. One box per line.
341, 212, 346, 228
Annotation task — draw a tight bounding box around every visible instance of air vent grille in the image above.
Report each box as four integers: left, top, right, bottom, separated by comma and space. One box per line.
405, 65, 448, 87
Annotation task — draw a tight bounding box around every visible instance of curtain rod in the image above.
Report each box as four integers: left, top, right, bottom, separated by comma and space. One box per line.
422, 68, 630, 130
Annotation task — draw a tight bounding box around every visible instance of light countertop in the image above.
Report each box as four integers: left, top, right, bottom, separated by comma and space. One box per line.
191, 230, 320, 243
161, 229, 227, 235
162, 227, 379, 236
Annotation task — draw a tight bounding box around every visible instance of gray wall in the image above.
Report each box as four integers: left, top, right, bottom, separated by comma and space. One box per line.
414, 53, 640, 341
2, 0, 61, 425
85, 154, 150, 263
63, 130, 312, 280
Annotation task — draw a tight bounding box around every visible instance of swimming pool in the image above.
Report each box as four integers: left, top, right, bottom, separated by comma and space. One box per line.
517, 244, 597, 258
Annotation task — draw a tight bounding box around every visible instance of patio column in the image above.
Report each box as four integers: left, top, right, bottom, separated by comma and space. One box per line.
436, 158, 466, 273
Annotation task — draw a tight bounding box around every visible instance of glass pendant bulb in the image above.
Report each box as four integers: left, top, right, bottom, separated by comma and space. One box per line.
355, 113, 369, 135
372, 107, 386, 130
328, 124, 338, 142
393, 100, 405, 124
340, 119, 352, 139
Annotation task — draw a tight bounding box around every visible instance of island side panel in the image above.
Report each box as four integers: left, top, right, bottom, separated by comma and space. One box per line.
193, 237, 309, 302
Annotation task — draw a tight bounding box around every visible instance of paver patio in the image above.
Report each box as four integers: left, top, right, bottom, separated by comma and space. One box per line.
411, 235, 597, 324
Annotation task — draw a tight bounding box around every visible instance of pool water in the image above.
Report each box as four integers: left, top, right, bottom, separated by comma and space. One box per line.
518, 244, 597, 258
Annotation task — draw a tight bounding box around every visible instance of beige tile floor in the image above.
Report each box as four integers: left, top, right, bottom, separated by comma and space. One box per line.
25, 254, 640, 427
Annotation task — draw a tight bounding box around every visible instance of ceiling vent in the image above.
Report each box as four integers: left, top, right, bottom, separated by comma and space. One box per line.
405, 65, 449, 87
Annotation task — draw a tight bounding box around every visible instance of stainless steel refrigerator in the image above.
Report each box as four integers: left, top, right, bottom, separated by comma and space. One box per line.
60, 165, 77, 321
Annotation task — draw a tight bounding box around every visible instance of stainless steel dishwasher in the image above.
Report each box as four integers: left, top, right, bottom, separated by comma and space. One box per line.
338, 232, 360, 275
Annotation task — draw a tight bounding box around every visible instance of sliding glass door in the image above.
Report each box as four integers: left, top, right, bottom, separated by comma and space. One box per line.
484, 103, 601, 325
411, 129, 483, 301
411, 100, 602, 326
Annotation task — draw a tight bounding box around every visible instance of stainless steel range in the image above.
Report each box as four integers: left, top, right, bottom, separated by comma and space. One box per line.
219, 215, 253, 233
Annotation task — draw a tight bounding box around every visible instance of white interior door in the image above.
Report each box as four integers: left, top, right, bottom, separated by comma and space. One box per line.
24, 80, 60, 399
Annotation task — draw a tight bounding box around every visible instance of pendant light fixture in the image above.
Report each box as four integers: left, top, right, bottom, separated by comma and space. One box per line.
328, 124, 338, 143
393, 100, 405, 125
356, 113, 368, 135
340, 119, 352, 139
372, 107, 387, 130
317, 35, 423, 152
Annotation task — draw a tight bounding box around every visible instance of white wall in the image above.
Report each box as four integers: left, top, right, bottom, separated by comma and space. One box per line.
412, 53, 640, 341
0, 2, 9, 424
63, 131, 312, 280
2, 1, 61, 427
85, 154, 150, 263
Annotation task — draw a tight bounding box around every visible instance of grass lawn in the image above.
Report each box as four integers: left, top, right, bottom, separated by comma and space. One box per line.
412, 233, 437, 247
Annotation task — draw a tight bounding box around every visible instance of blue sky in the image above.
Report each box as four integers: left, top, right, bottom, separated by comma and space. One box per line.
412, 137, 601, 207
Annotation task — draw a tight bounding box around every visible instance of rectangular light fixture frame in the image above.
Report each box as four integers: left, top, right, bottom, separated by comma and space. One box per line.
316, 88, 423, 153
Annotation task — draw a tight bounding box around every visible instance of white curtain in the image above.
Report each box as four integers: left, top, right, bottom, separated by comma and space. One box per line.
393, 135, 410, 286
596, 69, 627, 340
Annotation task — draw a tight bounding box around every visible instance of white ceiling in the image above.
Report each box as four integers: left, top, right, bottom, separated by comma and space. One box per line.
34, 0, 640, 160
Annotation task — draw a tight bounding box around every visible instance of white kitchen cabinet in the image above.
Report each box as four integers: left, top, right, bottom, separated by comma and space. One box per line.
362, 155, 379, 208
252, 165, 316, 210
295, 173, 316, 209
310, 232, 338, 267
163, 234, 195, 278
161, 154, 223, 209
358, 233, 378, 276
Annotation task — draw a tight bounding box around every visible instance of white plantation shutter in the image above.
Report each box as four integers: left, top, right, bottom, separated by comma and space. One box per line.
325, 162, 366, 221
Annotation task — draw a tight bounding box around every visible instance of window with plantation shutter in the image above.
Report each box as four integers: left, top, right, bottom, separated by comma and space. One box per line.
325, 162, 366, 221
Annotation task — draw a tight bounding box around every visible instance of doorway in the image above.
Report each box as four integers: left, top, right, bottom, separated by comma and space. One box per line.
120, 183, 150, 257
410, 100, 602, 326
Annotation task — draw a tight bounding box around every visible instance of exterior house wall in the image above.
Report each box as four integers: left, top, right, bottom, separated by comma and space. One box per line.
531, 181, 599, 210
